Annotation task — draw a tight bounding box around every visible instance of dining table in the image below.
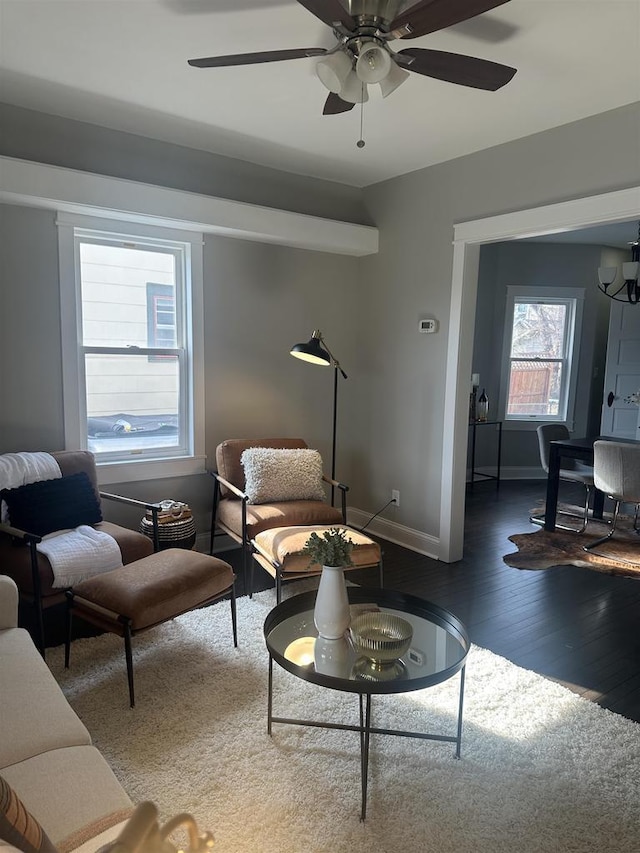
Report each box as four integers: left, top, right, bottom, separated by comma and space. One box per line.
544, 435, 640, 531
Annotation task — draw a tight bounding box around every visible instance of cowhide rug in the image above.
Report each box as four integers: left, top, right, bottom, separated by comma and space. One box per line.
504, 505, 640, 579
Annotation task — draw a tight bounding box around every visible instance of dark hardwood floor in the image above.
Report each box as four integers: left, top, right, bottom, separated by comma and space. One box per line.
242, 479, 640, 724
34, 479, 639, 723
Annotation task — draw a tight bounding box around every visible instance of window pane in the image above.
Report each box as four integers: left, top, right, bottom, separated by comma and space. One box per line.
510, 302, 567, 358
507, 360, 562, 416
79, 243, 176, 347
85, 353, 180, 454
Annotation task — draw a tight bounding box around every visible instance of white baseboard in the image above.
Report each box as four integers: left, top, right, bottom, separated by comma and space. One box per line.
346, 508, 441, 561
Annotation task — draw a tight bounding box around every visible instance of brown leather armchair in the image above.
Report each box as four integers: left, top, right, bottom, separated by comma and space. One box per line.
209, 438, 347, 591
0, 450, 161, 654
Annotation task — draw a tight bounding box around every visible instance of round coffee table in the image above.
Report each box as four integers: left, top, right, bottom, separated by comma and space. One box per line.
264, 586, 470, 819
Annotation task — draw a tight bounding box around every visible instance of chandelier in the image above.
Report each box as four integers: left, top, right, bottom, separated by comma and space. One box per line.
597, 221, 640, 304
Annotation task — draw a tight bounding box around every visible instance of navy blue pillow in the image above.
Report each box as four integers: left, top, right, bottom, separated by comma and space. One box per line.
2, 472, 102, 536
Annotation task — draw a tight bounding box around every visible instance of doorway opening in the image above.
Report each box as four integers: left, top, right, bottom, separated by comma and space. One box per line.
440, 186, 640, 563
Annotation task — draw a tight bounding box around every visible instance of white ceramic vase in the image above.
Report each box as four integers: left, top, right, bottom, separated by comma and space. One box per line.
314, 636, 351, 677
314, 565, 350, 639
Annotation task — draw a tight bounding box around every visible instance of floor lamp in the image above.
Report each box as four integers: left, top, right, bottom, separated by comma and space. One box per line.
290, 329, 347, 506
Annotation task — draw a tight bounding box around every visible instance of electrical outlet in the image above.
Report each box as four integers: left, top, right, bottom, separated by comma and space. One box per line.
391, 489, 400, 507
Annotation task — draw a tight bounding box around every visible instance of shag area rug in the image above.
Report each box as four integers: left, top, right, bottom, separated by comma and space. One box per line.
505, 505, 640, 578
47, 584, 640, 853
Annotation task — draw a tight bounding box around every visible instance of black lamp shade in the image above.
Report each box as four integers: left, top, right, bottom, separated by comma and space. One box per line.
290, 336, 331, 366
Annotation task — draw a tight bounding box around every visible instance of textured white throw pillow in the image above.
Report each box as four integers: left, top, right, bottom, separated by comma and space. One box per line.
240, 448, 326, 505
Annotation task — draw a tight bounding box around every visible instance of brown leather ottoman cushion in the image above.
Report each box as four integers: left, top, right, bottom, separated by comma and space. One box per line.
254, 525, 381, 575
71, 549, 234, 631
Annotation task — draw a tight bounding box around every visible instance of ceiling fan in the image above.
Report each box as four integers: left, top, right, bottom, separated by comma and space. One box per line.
187, 0, 517, 115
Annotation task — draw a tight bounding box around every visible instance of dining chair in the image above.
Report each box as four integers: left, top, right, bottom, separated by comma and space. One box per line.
583, 440, 640, 562
530, 424, 594, 532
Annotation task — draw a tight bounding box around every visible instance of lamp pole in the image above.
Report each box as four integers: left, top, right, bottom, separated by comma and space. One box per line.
290, 330, 347, 506
327, 350, 348, 506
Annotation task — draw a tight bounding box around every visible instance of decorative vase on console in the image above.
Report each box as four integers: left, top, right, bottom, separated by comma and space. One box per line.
303, 527, 354, 640
477, 388, 489, 422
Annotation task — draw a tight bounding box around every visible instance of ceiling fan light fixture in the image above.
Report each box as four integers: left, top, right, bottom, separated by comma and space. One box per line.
355, 44, 392, 84
340, 70, 369, 104
316, 50, 352, 93
379, 61, 410, 98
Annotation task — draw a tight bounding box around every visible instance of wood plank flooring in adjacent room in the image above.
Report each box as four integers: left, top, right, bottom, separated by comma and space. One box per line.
243, 479, 640, 724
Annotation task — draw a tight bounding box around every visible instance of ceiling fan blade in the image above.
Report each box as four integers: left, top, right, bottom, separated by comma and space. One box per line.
395, 48, 516, 90
188, 47, 327, 68
296, 0, 356, 31
390, 0, 512, 40
323, 93, 355, 115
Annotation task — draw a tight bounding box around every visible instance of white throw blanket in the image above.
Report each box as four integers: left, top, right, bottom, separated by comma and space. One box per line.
0, 451, 62, 522
37, 525, 123, 588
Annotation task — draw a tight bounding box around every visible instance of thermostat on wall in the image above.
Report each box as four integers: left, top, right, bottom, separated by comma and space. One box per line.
418, 318, 438, 334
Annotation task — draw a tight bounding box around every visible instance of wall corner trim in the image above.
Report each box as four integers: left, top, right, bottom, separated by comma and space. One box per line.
0, 155, 379, 257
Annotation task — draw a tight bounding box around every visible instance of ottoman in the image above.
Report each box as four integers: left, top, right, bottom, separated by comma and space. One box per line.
251, 524, 383, 603
65, 549, 236, 706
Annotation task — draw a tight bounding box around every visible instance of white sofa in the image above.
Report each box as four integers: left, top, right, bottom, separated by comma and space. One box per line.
0, 575, 132, 852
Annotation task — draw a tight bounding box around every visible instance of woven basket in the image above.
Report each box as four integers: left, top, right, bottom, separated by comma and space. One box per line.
139, 516, 196, 550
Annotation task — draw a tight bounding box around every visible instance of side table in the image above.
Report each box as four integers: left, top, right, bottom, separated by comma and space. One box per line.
139, 516, 196, 550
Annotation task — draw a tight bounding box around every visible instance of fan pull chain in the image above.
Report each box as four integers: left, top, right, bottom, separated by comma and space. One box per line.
357, 83, 366, 149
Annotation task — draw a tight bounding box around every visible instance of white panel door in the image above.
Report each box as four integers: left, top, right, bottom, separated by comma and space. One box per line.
600, 302, 640, 438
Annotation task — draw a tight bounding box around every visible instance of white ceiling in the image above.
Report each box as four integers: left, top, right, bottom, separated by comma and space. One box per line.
522, 219, 640, 249
0, 1, 639, 188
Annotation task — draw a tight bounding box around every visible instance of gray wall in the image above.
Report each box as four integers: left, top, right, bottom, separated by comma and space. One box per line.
468, 241, 612, 473
0, 202, 362, 535
1, 99, 639, 549
0, 103, 370, 225
357, 102, 640, 536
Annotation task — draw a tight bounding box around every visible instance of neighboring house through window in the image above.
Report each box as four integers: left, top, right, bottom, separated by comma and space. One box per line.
147, 282, 177, 358
57, 214, 205, 482
499, 286, 584, 427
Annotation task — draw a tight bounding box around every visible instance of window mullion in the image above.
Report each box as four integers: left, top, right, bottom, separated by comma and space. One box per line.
83, 345, 181, 357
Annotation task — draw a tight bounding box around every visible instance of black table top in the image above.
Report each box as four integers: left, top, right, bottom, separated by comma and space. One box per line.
264, 586, 470, 696
550, 435, 640, 452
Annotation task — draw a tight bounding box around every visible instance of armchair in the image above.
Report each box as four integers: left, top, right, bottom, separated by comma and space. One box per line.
209, 438, 347, 590
0, 450, 161, 654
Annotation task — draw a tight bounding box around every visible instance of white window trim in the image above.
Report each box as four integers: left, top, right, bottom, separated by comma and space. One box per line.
58, 212, 206, 484
497, 286, 585, 431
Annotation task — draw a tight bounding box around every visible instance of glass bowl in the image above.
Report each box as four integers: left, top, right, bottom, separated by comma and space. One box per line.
349, 612, 413, 670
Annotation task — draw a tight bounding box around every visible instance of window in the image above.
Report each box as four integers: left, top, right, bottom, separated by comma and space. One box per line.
500, 287, 584, 426
58, 214, 204, 482
147, 282, 177, 351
